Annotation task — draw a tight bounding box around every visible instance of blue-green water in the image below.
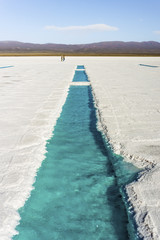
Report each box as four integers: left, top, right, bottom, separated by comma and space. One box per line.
13, 68, 141, 240
76, 65, 85, 69
139, 64, 158, 68
72, 71, 88, 82
0, 65, 14, 69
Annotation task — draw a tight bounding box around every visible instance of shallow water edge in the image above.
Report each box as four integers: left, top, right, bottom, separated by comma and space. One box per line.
90, 85, 143, 240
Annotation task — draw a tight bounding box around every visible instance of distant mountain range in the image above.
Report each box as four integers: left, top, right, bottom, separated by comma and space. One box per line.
0, 41, 160, 55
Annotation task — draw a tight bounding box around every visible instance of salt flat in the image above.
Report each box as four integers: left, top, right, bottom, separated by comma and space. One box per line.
0, 56, 160, 239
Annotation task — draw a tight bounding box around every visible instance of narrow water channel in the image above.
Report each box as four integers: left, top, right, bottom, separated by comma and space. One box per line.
13, 66, 140, 240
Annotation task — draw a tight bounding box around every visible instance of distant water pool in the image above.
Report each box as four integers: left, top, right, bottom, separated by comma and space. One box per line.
0, 65, 14, 69
13, 67, 141, 240
72, 70, 88, 82
139, 64, 159, 68
76, 65, 85, 69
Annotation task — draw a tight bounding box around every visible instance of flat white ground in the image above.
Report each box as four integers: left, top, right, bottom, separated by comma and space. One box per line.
0, 57, 160, 239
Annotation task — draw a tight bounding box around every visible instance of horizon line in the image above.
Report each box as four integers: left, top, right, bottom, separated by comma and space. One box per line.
0, 40, 160, 45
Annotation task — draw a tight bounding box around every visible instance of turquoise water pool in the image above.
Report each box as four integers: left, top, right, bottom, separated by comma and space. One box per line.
72, 71, 88, 82
13, 68, 141, 240
76, 65, 85, 69
0, 65, 14, 69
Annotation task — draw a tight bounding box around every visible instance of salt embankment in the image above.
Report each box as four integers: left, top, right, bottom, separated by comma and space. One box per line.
0, 57, 75, 239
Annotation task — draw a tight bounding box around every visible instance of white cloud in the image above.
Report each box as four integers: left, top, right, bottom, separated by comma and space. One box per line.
154, 30, 160, 35
45, 24, 118, 31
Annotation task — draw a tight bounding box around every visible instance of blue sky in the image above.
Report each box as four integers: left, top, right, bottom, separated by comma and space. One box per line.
0, 0, 160, 44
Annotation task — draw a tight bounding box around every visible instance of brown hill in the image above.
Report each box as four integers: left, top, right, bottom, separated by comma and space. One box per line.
0, 41, 160, 55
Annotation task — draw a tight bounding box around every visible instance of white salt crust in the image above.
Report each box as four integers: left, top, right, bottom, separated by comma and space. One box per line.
0, 56, 160, 239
